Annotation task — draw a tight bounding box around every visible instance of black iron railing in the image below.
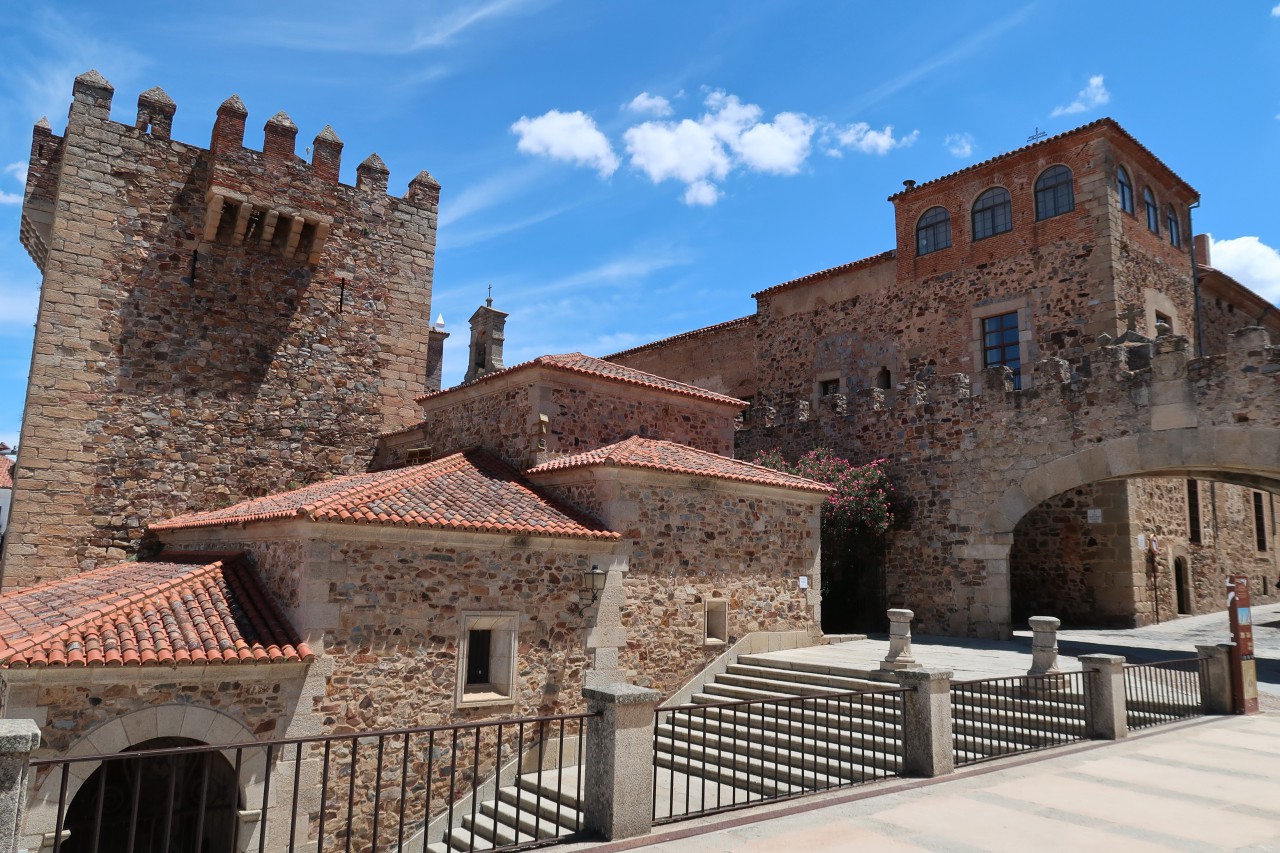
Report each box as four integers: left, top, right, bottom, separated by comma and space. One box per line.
1123, 657, 1207, 730
652, 686, 907, 824
951, 670, 1091, 766
30, 711, 594, 853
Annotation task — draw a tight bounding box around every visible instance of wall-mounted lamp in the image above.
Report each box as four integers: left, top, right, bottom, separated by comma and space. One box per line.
571, 565, 607, 615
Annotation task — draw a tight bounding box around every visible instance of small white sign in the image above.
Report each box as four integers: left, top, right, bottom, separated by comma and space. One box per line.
799, 576, 809, 589
1137, 533, 1147, 550
1087, 508, 1102, 524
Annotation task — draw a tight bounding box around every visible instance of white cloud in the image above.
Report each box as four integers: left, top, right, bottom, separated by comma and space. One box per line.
3, 163, 28, 185
945, 133, 975, 158
0, 192, 20, 205
1051, 74, 1110, 117
626, 92, 672, 117
837, 122, 918, 155
511, 110, 619, 177
1210, 235, 1280, 305
734, 112, 816, 175
624, 118, 730, 185
683, 181, 720, 206
1272, 3, 1280, 16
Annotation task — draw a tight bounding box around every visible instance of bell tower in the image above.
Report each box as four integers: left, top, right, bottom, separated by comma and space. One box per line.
464, 292, 508, 383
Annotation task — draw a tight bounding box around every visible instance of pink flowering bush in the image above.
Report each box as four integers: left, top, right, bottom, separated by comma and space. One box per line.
753, 448, 896, 536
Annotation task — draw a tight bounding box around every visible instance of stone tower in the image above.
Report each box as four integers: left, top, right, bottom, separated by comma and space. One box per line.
2, 71, 442, 587
463, 295, 508, 383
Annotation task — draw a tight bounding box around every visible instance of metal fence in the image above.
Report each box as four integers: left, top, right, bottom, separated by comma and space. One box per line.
30, 711, 594, 853
1123, 657, 1208, 731
951, 671, 1091, 766
652, 686, 907, 824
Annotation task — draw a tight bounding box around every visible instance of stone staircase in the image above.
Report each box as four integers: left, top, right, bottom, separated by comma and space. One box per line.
426, 767, 584, 853
949, 675, 1090, 763
652, 652, 907, 813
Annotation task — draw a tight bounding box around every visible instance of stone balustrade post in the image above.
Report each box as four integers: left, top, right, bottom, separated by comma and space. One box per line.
1195, 644, 1234, 715
0, 720, 41, 853
582, 683, 660, 841
1080, 654, 1127, 740
879, 609, 921, 672
896, 668, 954, 778
1027, 616, 1062, 676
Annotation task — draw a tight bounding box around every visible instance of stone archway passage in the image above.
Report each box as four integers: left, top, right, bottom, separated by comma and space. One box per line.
62, 737, 239, 853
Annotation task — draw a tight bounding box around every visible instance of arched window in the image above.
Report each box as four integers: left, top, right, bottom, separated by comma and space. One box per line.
1166, 204, 1181, 247
1144, 187, 1159, 233
1034, 165, 1074, 220
916, 206, 951, 255
972, 187, 1012, 240
1116, 166, 1133, 214
875, 366, 892, 390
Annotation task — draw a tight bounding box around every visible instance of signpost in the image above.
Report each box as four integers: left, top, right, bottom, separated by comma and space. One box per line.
1227, 575, 1260, 715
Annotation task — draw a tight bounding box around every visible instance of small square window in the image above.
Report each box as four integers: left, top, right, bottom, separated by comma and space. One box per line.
705, 599, 729, 645
456, 612, 518, 708
819, 378, 840, 397
981, 311, 1022, 390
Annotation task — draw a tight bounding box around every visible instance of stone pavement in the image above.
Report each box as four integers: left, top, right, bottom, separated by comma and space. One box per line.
580, 713, 1280, 852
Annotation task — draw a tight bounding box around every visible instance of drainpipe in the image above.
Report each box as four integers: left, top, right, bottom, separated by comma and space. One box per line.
1187, 200, 1204, 357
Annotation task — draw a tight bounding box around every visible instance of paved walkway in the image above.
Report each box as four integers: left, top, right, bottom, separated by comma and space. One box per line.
583, 714, 1280, 852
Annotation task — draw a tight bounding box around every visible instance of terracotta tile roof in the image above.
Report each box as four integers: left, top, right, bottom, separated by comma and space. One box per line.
603, 315, 757, 361
411, 352, 746, 408
0, 554, 313, 668
0, 456, 11, 489
526, 436, 833, 494
152, 450, 619, 541
886, 117, 1197, 202
751, 251, 896, 300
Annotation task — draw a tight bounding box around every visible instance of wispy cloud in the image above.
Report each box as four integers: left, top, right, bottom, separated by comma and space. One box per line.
519, 249, 691, 299
945, 133, 975, 158
844, 4, 1038, 114
1210, 234, 1280, 305
834, 123, 918, 156
626, 92, 673, 117
3, 163, 27, 184
439, 168, 542, 228
1272, 3, 1280, 16
1051, 74, 1110, 117
441, 205, 573, 250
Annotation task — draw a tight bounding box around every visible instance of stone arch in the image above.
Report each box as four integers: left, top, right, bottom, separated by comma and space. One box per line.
26, 705, 267, 852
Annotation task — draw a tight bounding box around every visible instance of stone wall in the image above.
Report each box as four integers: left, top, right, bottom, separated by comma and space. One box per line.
3, 74, 438, 587
607, 316, 758, 400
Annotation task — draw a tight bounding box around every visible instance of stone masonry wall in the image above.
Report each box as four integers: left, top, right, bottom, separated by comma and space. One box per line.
607, 316, 759, 400
3, 74, 438, 587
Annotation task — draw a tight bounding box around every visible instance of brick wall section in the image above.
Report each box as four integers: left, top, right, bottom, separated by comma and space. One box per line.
375, 369, 738, 470
3, 75, 439, 586
532, 468, 823, 698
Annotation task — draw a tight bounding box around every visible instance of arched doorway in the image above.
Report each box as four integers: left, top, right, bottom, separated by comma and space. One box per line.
62, 737, 239, 853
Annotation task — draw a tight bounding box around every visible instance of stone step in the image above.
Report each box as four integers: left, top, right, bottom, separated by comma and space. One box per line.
950, 689, 1089, 721
736, 653, 896, 683
654, 749, 797, 799
478, 796, 578, 841
691, 687, 905, 725
513, 771, 583, 809
656, 723, 901, 779
673, 701, 902, 741
952, 718, 1087, 752
662, 710, 900, 757
724, 662, 894, 694
655, 734, 876, 792
496, 784, 583, 833
457, 809, 540, 849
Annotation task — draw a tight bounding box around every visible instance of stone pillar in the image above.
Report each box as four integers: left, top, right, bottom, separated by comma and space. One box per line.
879, 609, 920, 672
1080, 654, 1127, 740
1195, 644, 1234, 715
1027, 616, 1062, 676
582, 683, 660, 840
896, 668, 954, 778
0, 720, 41, 853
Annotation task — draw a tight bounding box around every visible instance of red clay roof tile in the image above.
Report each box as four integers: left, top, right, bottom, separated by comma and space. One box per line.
410, 352, 746, 409
526, 436, 833, 494
151, 450, 619, 541
751, 251, 896, 300
0, 553, 313, 669
0, 456, 12, 490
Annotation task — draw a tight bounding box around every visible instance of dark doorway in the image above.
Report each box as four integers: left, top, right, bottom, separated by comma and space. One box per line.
63, 737, 239, 853
821, 529, 887, 634
1174, 556, 1192, 615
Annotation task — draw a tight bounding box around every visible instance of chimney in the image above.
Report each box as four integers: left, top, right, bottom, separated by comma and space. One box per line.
464, 295, 508, 384
902, 180, 916, 190
1193, 234, 1211, 267
425, 315, 450, 393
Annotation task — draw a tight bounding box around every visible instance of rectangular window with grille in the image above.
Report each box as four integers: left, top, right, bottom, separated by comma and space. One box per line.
982, 311, 1022, 389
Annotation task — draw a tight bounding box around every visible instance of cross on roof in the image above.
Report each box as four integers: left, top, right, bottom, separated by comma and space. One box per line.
486, 284, 493, 307
1118, 303, 1142, 333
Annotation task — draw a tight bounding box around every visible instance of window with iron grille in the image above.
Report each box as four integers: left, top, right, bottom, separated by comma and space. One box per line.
916, 206, 952, 255
1117, 166, 1134, 213
982, 311, 1022, 389
1034, 165, 1074, 220
972, 187, 1012, 240
819, 378, 840, 396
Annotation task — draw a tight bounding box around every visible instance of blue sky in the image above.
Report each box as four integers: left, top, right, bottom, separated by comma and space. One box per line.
2, 1, 1279, 451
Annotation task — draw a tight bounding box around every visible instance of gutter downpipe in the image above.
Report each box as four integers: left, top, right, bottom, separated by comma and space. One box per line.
1188, 199, 1204, 357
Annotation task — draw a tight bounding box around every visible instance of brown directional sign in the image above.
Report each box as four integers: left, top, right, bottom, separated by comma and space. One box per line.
1227, 575, 1259, 715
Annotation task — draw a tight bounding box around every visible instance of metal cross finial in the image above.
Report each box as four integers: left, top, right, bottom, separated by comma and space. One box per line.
1118, 303, 1142, 333
486, 284, 493, 307
1027, 127, 1048, 143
